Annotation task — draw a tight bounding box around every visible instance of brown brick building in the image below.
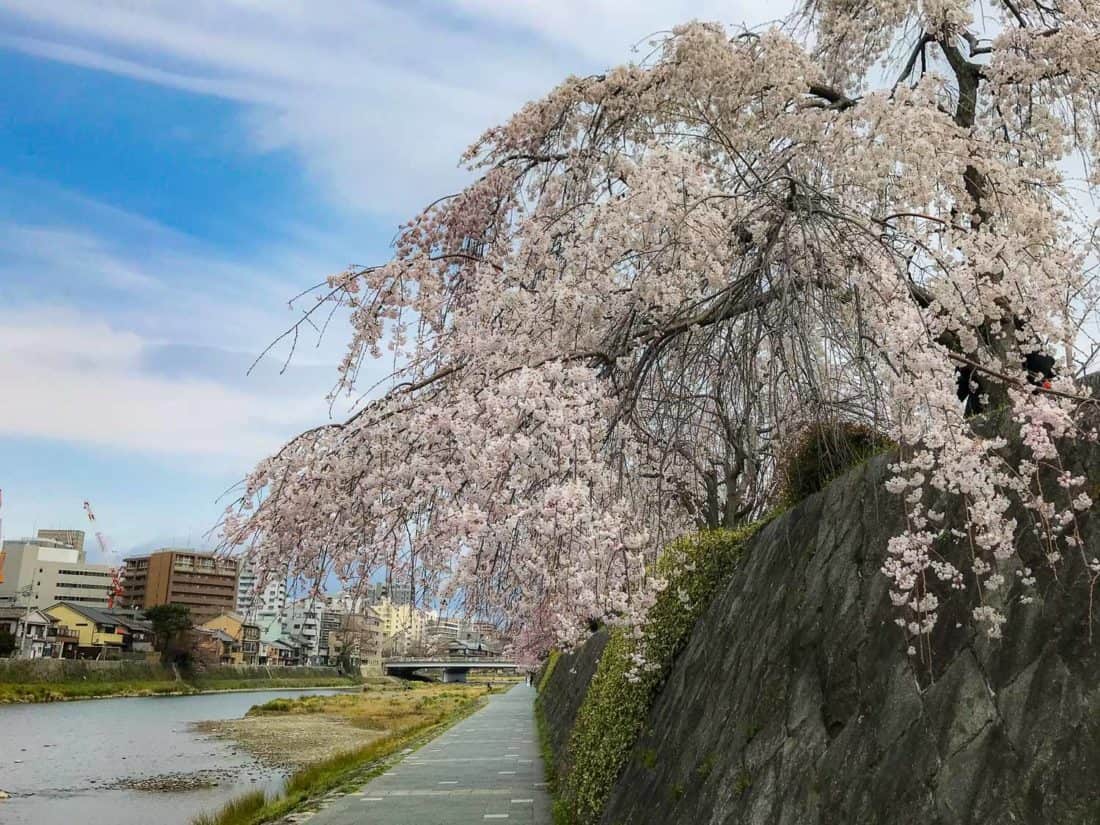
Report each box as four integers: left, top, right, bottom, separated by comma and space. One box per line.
121, 550, 239, 624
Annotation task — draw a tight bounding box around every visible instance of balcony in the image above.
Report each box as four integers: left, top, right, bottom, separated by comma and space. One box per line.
90, 632, 125, 646
48, 625, 79, 642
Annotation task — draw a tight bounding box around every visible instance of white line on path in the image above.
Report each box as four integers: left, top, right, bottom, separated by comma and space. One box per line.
438, 780, 459, 785
362, 797, 383, 802
511, 799, 534, 804
498, 771, 516, 775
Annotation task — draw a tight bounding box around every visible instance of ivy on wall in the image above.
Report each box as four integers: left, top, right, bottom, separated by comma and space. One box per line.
538, 649, 562, 694
550, 524, 762, 824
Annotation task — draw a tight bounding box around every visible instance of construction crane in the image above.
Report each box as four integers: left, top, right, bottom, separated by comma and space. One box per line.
84, 500, 124, 608
0, 488, 5, 585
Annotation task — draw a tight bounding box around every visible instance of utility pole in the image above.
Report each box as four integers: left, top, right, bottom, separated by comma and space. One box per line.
16, 583, 34, 658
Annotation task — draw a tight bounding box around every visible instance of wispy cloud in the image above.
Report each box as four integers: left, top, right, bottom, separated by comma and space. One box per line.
0, 183, 381, 465
0, 306, 327, 461
0, 1, 785, 216
0, 176, 348, 359
0, 308, 314, 459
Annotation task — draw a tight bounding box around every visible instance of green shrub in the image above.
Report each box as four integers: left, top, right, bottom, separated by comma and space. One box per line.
775, 420, 893, 505
556, 525, 760, 823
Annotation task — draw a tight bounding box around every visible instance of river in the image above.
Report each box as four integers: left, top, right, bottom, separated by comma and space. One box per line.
0, 688, 353, 825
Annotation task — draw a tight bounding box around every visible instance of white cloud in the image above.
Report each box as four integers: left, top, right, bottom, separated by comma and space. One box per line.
0, 223, 160, 291
0, 190, 387, 465
0, 0, 788, 216
0, 179, 354, 362
454, 0, 786, 57
0, 307, 326, 461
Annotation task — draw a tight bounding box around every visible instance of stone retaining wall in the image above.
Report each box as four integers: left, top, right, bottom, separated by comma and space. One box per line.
542, 433, 1100, 824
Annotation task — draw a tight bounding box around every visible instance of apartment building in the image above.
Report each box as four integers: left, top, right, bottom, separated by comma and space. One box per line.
0, 534, 114, 609
373, 597, 427, 656
235, 561, 287, 617
363, 580, 413, 606
120, 549, 239, 624
280, 597, 327, 664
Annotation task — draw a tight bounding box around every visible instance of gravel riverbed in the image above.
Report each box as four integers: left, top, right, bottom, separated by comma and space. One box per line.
193, 713, 385, 768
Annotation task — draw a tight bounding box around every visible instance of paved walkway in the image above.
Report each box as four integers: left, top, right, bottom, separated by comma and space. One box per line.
308, 684, 552, 825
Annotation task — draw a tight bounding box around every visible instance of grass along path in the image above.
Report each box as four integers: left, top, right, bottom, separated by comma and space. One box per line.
191, 681, 507, 825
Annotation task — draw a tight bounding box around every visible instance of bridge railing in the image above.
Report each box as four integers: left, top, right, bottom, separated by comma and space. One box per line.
383, 656, 516, 666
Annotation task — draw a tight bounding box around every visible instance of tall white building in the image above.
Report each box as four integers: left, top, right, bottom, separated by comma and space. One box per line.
236, 562, 287, 617
0, 534, 114, 609
280, 596, 327, 664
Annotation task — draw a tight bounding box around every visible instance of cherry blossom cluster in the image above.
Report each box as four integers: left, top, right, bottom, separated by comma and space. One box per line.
226, 3, 1100, 655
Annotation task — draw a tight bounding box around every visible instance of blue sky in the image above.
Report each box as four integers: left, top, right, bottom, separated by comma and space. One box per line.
0, 1, 776, 561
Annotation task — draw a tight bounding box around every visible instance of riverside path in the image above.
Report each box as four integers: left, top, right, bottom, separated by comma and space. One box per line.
307, 684, 552, 825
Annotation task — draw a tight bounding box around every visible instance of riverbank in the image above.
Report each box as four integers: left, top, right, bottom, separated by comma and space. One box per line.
0, 660, 360, 703
0, 676, 363, 703
190, 682, 505, 825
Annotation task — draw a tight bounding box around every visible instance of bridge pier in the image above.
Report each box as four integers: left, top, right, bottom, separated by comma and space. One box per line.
442, 668, 469, 684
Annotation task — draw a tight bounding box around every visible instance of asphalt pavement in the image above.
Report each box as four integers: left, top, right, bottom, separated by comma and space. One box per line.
306, 683, 552, 825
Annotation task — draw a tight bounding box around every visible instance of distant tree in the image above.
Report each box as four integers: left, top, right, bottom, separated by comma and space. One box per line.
0, 628, 16, 657
145, 604, 193, 665
335, 643, 357, 676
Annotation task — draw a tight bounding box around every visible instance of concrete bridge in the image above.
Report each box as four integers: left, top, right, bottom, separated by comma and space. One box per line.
383, 656, 519, 683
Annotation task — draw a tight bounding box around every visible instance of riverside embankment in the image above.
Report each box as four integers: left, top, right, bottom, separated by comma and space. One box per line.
0, 659, 359, 703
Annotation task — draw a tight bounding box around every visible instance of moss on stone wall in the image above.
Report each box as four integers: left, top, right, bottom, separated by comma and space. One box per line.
538, 650, 561, 694
553, 525, 761, 824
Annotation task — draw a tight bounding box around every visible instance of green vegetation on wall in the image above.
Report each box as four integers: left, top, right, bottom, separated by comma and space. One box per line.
775, 421, 894, 506
538, 650, 561, 694
551, 525, 760, 824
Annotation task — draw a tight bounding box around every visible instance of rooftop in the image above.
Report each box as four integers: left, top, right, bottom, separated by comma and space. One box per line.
0, 607, 51, 622
46, 602, 154, 633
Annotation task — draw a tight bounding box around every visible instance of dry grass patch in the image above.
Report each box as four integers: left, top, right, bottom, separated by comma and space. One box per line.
198, 682, 492, 768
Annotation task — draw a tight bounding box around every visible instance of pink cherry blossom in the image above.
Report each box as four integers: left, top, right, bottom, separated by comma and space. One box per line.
225, 4, 1100, 655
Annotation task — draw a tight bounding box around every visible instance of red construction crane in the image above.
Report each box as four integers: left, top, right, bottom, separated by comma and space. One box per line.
84, 500, 124, 608
0, 488, 5, 585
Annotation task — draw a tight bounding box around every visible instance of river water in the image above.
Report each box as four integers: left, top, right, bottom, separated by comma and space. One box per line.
0, 688, 352, 825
